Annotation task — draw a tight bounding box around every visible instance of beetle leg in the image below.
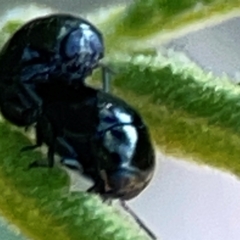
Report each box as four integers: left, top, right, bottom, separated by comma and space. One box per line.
120, 201, 157, 240
24, 126, 30, 132
87, 182, 104, 194
61, 157, 83, 171
57, 137, 78, 158
28, 145, 55, 169
47, 145, 55, 168
21, 144, 40, 152
18, 83, 43, 108
27, 124, 55, 169
21, 122, 43, 152
28, 160, 50, 169
16, 92, 33, 109
57, 137, 83, 171
0, 100, 39, 126
86, 176, 105, 195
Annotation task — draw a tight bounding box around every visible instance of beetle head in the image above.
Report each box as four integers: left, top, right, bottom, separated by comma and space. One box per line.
60, 22, 104, 81
100, 166, 154, 201
96, 124, 155, 201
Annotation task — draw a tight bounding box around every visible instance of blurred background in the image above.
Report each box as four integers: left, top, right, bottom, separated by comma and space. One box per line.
0, 0, 129, 15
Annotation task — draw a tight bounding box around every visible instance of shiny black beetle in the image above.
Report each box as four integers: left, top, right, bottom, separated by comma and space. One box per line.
24, 84, 155, 200
22, 84, 156, 239
0, 13, 107, 127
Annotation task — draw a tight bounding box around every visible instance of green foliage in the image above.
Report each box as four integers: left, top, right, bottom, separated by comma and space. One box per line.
112, 0, 240, 37
1, 20, 24, 34
123, 0, 196, 27
0, 20, 23, 48
110, 88, 240, 177
110, 53, 240, 133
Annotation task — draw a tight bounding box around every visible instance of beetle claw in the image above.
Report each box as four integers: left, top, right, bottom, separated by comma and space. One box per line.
20, 144, 40, 152
24, 126, 29, 132
28, 160, 42, 169
28, 160, 53, 169
86, 180, 104, 194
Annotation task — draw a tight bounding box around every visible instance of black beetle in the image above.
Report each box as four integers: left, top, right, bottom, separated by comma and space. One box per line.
24, 84, 155, 200
22, 84, 156, 239
0, 13, 107, 127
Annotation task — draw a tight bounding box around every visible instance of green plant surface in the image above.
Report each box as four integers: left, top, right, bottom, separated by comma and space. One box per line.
108, 87, 240, 177
113, 0, 240, 38
0, 20, 24, 48
103, 0, 240, 53
0, 122, 150, 240
1, 20, 24, 34
108, 52, 240, 133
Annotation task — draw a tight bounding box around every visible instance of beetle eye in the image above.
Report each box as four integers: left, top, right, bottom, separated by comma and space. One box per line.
64, 29, 82, 58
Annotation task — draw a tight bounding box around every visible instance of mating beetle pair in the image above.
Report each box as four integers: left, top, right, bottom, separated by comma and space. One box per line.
0, 13, 156, 239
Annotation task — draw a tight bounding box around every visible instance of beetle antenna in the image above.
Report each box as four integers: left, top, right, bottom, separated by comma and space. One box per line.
120, 201, 157, 240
